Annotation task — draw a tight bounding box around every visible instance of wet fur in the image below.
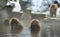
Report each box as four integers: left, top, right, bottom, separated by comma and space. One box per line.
9, 18, 23, 34
30, 19, 40, 31
50, 4, 57, 17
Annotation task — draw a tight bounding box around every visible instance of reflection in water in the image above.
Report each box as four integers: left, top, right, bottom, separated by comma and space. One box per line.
41, 20, 60, 37
9, 18, 23, 35
50, 25, 60, 37
30, 30, 40, 37
30, 19, 40, 37
41, 28, 50, 37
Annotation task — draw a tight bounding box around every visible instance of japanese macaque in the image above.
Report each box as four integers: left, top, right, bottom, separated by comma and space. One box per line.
30, 19, 40, 31
9, 18, 23, 34
50, 4, 57, 17
4, 19, 9, 26
0, 0, 11, 37
30, 19, 40, 37
0, 11, 11, 37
